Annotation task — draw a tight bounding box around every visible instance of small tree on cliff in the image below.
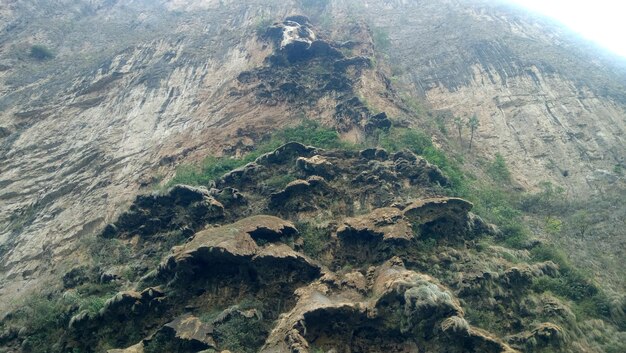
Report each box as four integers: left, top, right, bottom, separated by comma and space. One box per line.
453, 116, 464, 146
467, 114, 479, 152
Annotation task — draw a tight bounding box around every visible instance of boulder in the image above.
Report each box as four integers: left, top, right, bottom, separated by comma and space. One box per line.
62, 266, 90, 289
269, 176, 332, 211
364, 111, 391, 132
359, 147, 389, 160
158, 314, 216, 349
255, 142, 317, 166
219, 163, 261, 185
296, 155, 336, 179
403, 197, 473, 226
284, 15, 310, 26
337, 207, 413, 243
333, 56, 372, 72
393, 151, 449, 186
99, 287, 165, 319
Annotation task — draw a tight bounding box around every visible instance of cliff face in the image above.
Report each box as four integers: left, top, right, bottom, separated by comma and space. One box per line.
0, 0, 624, 345
355, 0, 626, 191
0, 0, 297, 307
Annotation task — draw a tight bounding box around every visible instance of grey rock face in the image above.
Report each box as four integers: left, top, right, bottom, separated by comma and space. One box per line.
353, 0, 626, 192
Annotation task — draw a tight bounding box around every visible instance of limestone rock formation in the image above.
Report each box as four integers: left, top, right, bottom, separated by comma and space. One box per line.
102, 185, 224, 239
157, 215, 320, 289
262, 258, 517, 353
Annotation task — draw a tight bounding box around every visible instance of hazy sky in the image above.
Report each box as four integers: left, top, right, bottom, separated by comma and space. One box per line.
509, 0, 626, 58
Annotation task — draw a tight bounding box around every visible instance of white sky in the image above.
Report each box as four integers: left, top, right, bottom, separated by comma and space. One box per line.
508, 0, 626, 58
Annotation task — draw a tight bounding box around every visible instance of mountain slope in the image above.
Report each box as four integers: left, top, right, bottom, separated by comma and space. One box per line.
0, 1, 624, 352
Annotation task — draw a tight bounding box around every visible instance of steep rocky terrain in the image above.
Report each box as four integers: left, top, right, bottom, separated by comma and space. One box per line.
352, 0, 626, 192
1, 140, 624, 352
0, 1, 625, 352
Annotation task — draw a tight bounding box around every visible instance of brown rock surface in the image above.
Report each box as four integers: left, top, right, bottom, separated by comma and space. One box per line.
337, 207, 413, 243
158, 215, 320, 284
262, 258, 517, 353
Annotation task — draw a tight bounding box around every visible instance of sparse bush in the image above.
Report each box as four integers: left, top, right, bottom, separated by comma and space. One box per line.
30, 45, 54, 60
298, 222, 328, 258
255, 17, 273, 37
298, 0, 330, 11
435, 114, 448, 136
372, 26, 391, 52
520, 181, 566, 214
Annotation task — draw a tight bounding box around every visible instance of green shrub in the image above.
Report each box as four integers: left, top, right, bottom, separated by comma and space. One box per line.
378, 127, 432, 154
13, 294, 70, 353
273, 120, 346, 149
530, 245, 613, 320
298, 222, 328, 258
263, 174, 296, 190
169, 157, 246, 187
487, 153, 510, 183
544, 216, 563, 235
467, 185, 528, 248
215, 315, 267, 353
30, 45, 54, 60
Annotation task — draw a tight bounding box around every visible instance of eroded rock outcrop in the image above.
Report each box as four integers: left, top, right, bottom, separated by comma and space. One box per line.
158, 215, 321, 290
102, 185, 224, 239
211, 143, 458, 220
404, 197, 493, 239
338, 207, 413, 243
262, 258, 517, 353
2, 140, 592, 353
148, 314, 216, 352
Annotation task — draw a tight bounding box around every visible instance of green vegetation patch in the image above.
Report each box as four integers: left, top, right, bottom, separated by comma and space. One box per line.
371, 26, 391, 52
7, 281, 118, 353
487, 153, 511, 183
297, 222, 329, 258
167, 120, 351, 187
530, 245, 615, 322
376, 127, 467, 194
